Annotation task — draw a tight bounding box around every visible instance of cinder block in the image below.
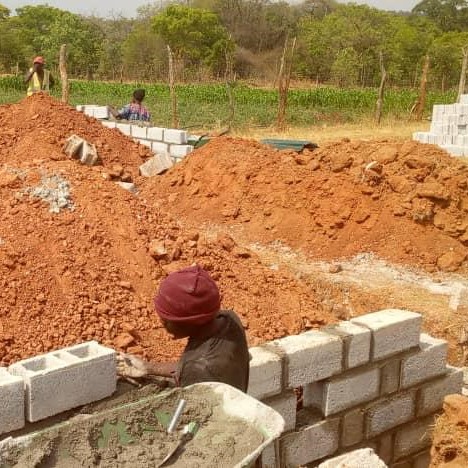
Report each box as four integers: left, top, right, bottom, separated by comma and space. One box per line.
366, 392, 415, 438
164, 128, 188, 144
102, 121, 116, 129
169, 144, 193, 158
76, 105, 84, 112
341, 408, 365, 447
394, 416, 434, 460
304, 367, 380, 416
147, 127, 165, 141
460, 94, 468, 104
400, 334, 448, 389
318, 448, 386, 468
247, 346, 282, 400
263, 391, 296, 432
152, 141, 170, 155
377, 433, 393, 464
93, 106, 110, 119
351, 310, 421, 361
139, 154, 173, 177
0, 368, 25, 435
116, 123, 132, 136
324, 321, 371, 369
418, 366, 463, 417
272, 331, 342, 387
260, 442, 278, 468
380, 359, 401, 395
131, 125, 148, 139
9, 341, 116, 422
282, 418, 340, 466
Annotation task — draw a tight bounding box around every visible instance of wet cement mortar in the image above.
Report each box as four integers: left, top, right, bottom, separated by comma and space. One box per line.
2, 386, 263, 468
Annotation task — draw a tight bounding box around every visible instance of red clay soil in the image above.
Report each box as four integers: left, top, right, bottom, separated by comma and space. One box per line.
431, 394, 468, 467
0, 95, 329, 365
144, 137, 468, 274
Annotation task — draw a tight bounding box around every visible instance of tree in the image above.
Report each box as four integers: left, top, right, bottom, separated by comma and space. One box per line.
413, 0, 468, 31
153, 5, 233, 73
0, 3, 9, 20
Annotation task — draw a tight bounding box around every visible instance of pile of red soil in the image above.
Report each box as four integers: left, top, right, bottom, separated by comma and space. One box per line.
431, 394, 468, 467
0, 95, 328, 365
144, 137, 468, 273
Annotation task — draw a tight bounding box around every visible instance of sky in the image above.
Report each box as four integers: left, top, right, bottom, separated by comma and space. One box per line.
2, 0, 421, 18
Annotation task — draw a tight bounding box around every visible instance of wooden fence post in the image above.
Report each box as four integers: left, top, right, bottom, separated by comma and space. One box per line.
375, 51, 387, 125
167, 45, 179, 129
457, 46, 468, 103
59, 44, 69, 104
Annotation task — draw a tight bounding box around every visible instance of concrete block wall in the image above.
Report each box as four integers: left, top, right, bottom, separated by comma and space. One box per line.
250, 309, 463, 468
0, 341, 116, 430
413, 95, 468, 157
76, 106, 194, 164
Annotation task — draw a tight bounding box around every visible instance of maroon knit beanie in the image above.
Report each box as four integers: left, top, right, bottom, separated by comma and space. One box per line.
154, 265, 220, 325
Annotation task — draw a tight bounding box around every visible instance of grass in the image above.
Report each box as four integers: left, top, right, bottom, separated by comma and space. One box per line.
0, 75, 457, 132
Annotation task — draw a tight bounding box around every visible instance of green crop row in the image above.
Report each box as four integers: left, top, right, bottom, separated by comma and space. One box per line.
0, 76, 457, 128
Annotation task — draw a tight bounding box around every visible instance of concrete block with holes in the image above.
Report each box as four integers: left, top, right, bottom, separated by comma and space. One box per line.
351, 309, 421, 361
9, 341, 116, 422
0, 368, 25, 435
272, 331, 342, 387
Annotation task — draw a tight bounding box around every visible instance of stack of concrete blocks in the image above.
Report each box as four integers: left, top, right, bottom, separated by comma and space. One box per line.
413, 95, 468, 157
248, 309, 463, 468
0, 341, 116, 432
105, 122, 193, 164
75, 106, 194, 164
76, 105, 110, 120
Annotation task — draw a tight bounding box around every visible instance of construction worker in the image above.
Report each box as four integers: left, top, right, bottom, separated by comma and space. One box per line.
117, 265, 250, 392
114, 88, 151, 122
25, 56, 54, 96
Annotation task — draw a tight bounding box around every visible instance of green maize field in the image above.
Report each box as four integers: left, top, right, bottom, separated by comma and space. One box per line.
0, 76, 457, 130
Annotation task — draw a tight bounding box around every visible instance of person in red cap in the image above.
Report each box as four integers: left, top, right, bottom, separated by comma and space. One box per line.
25, 56, 54, 96
117, 265, 250, 392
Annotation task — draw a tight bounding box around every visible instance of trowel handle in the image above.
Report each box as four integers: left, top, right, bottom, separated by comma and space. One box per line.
167, 399, 186, 433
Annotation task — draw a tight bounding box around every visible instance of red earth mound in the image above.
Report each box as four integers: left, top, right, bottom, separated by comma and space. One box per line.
144, 137, 468, 273
0, 95, 330, 365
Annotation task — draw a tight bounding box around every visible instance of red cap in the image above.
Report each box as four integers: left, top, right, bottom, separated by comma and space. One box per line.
154, 265, 220, 325
33, 56, 45, 65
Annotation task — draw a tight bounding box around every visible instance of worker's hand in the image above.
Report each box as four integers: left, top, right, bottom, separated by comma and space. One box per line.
33, 63, 40, 72
116, 352, 152, 379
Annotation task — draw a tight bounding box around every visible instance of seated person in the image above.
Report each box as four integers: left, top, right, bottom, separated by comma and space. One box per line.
116, 89, 151, 122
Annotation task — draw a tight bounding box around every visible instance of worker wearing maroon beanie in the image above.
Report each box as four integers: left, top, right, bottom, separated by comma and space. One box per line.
117, 265, 250, 392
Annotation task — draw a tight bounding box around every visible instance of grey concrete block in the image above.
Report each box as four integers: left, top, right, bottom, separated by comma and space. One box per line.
263, 391, 296, 432
272, 331, 342, 387
304, 367, 380, 416
0, 368, 25, 435
413, 450, 431, 468
282, 418, 340, 466
101, 120, 116, 129
460, 94, 468, 104
247, 346, 282, 400
318, 448, 387, 468
131, 125, 148, 139
139, 154, 173, 177
380, 359, 401, 395
366, 392, 415, 438
151, 141, 169, 155
147, 126, 164, 141
325, 321, 371, 369
377, 433, 393, 465
351, 310, 421, 361
418, 366, 463, 417
400, 334, 448, 389
394, 416, 434, 460
169, 144, 193, 158
9, 341, 116, 422
93, 106, 110, 119
342, 408, 365, 447
163, 128, 188, 144
116, 123, 132, 136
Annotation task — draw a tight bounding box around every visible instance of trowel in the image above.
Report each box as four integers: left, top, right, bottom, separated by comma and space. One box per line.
158, 422, 198, 467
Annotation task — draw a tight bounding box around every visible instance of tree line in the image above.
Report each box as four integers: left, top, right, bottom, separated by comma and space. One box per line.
0, 0, 467, 90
